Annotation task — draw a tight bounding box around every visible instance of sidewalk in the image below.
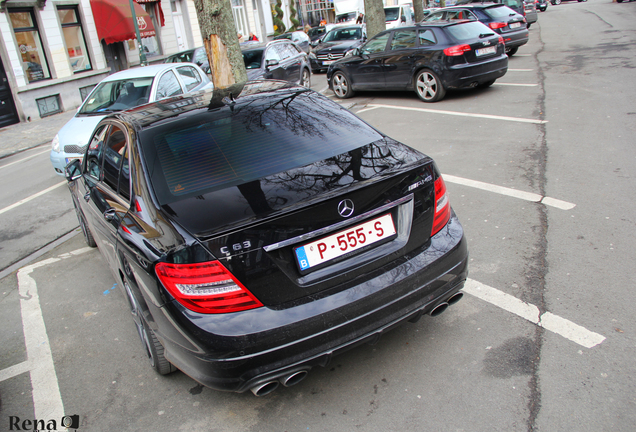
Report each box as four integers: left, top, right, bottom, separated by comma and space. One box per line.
0, 110, 77, 159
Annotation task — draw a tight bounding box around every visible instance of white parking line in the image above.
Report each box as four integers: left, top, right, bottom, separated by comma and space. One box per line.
463, 279, 606, 348
493, 83, 539, 87
0, 149, 50, 171
362, 104, 548, 124
442, 174, 576, 210
0, 247, 94, 420
0, 181, 66, 216
508, 68, 534, 72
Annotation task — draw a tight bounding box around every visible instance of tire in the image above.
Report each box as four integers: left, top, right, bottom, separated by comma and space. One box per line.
74, 201, 96, 247
527, 23, 532, 29
331, 71, 354, 99
478, 79, 496, 88
301, 68, 311, 88
506, 46, 519, 56
551, 0, 560, 5
414, 69, 445, 102
124, 279, 176, 375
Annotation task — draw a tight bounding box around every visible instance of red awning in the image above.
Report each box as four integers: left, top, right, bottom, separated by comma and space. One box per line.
89, 0, 156, 44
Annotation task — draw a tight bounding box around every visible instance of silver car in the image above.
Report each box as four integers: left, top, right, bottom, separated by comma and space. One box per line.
50, 63, 213, 175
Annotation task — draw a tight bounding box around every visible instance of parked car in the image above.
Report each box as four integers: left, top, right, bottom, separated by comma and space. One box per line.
535, 0, 548, 11
164, 47, 209, 71
273, 31, 311, 53
63, 80, 468, 395
327, 20, 508, 102
523, 0, 538, 27
310, 24, 367, 72
550, 0, 586, 4
49, 63, 213, 175
384, 4, 415, 29
423, 4, 529, 56
307, 26, 328, 41
241, 40, 311, 87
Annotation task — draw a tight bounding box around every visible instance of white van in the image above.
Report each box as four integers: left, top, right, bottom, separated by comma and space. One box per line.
384, 4, 414, 29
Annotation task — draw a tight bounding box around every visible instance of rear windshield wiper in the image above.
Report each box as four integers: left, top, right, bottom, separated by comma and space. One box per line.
479, 33, 496, 38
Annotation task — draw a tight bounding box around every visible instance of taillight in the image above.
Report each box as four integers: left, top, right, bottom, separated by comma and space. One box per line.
443, 44, 471, 56
488, 22, 507, 30
431, 176, 451, 236
155, 261, 263, 314
498, 35, 504, 45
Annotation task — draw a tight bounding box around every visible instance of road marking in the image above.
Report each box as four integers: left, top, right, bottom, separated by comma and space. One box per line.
463, 279, 606, 348
493, 83, 539, 87
0, 247, 94, 420
0, 149, 50, 171
508, 68, 534, 72
364, 104, 548, 124
512, 53, 532, 57
0, 181, 66, 216
442, 174, 576, 210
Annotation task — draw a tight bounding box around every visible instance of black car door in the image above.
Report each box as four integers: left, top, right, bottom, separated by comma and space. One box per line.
383, 29, 418, 90
279, 43, 302, 83
79, 122, 131, 274
352, 32, 390, 89
262, 45, 286, 80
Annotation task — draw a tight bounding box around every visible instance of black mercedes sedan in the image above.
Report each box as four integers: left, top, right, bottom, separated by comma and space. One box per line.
310, 24, 367, 72
327, 21, 508, 102
64, 81, 468, 396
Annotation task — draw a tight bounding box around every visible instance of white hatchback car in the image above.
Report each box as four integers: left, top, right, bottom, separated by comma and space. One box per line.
50, 63, 213, 175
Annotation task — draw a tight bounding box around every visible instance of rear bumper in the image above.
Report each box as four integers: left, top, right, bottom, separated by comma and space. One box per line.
158, 213, 468, 393
445, 54, 508, 89
501, 29, 529, 49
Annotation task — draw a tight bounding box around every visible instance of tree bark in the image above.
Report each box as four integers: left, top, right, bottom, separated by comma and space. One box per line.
193, 0, 247, 88
364, 0, 386, 40
413, 0, 425, 23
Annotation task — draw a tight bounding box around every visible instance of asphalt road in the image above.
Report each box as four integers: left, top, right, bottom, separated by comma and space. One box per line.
1, 1, 635, 430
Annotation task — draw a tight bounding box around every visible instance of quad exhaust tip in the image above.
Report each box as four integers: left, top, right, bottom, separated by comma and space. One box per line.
429, 292, 464, 317
250, 370, 309, 396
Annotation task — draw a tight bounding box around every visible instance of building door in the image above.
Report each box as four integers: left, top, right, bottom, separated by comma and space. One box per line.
101, 40, 128, 73
170, 0, 188, 51
0, 56, 20, 128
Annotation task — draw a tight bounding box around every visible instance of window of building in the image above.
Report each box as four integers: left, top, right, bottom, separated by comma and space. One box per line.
57, 6, 92, 73
9, 8, 51, 83
36, 94, 62, 117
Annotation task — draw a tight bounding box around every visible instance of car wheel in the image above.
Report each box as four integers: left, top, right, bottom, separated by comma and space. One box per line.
478, 79, 496, 88
527, 23, 532, 29
551, 0, 560, 4
301, 68, 311, 88
124, 279, 176, 375
332, 71, 354, 99
74, 201, 96, 247
414, 69, 445, 102
506, 47, 519, 56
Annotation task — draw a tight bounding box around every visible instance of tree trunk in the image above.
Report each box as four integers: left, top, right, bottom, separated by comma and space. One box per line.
413, 0, 425, 23
364, 0, 386, 40
193, 0, 247, 88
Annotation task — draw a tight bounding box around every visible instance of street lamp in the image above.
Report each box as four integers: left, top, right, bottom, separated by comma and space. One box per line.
128, 0, 148, 66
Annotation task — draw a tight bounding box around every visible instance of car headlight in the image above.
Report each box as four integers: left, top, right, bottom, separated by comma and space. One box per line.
51, 134, 61, 153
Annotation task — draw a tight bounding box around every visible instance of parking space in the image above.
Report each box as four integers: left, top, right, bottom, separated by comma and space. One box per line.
2, 4, 636, 430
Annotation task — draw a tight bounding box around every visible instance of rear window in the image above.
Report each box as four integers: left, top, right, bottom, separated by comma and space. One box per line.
140, 90, 383, 205
445, 21, 495, 42
243, 49, 263, 69
483, 5, 519, 18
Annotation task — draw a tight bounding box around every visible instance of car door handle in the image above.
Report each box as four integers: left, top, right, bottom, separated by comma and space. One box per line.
103, 208, 117, 222
84, 191, 90, 202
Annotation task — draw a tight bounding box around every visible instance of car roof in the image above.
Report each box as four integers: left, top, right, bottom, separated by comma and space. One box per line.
100, 64, 189, 82
435, 3, 507, 8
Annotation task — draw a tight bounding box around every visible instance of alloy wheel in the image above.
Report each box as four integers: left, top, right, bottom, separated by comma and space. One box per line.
332, 73, 349, 98
416, 72, 438, 101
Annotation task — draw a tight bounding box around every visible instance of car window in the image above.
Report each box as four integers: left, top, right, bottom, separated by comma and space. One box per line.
418, 29, 437, 46
119, 145, 130, 201
445, 21, 496, 42
264, 46, 282, 62
324, 28, 362, 42
176, 66, 202, 92
102, 126, 127, 192
79, 78, 153, 114
194, 48, 207, 65
275, 43, 293, 60
447, 10, 471, 20
424, 11, 445, 21
156, 70, 183, 99
243, 49, 264, 69
484, 5, 519, 18
385, 7, 399, 21
390, 30, 417, 50
85, 125, 108, 180
362, 32, 390, 54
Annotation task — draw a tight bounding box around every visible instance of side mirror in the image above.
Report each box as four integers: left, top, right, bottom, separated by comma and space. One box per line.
64, 159, 82, 182
265, 59, 279, 69
401, 16, 406, 22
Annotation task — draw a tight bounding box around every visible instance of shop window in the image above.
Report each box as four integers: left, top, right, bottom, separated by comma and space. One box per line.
36, 94, 62, 117
57, 6, 93, 73
9, 8, 51, 83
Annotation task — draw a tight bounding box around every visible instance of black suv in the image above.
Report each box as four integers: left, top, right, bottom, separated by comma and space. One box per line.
424, 4, 528, 56
242, 40, 311, 87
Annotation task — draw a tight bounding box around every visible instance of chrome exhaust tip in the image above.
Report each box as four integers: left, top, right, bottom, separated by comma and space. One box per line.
429, 302, 449, 317
447, 292, 464, 306
250, 381, 279, 397
279, 370, 309, 387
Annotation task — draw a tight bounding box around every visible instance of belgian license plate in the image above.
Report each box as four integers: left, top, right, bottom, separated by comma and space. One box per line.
65, 157, 82, 165
322, 60, 334, 65
294, 214, 396, 272
476, 46, 497, 56
510, 22, 521, 28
